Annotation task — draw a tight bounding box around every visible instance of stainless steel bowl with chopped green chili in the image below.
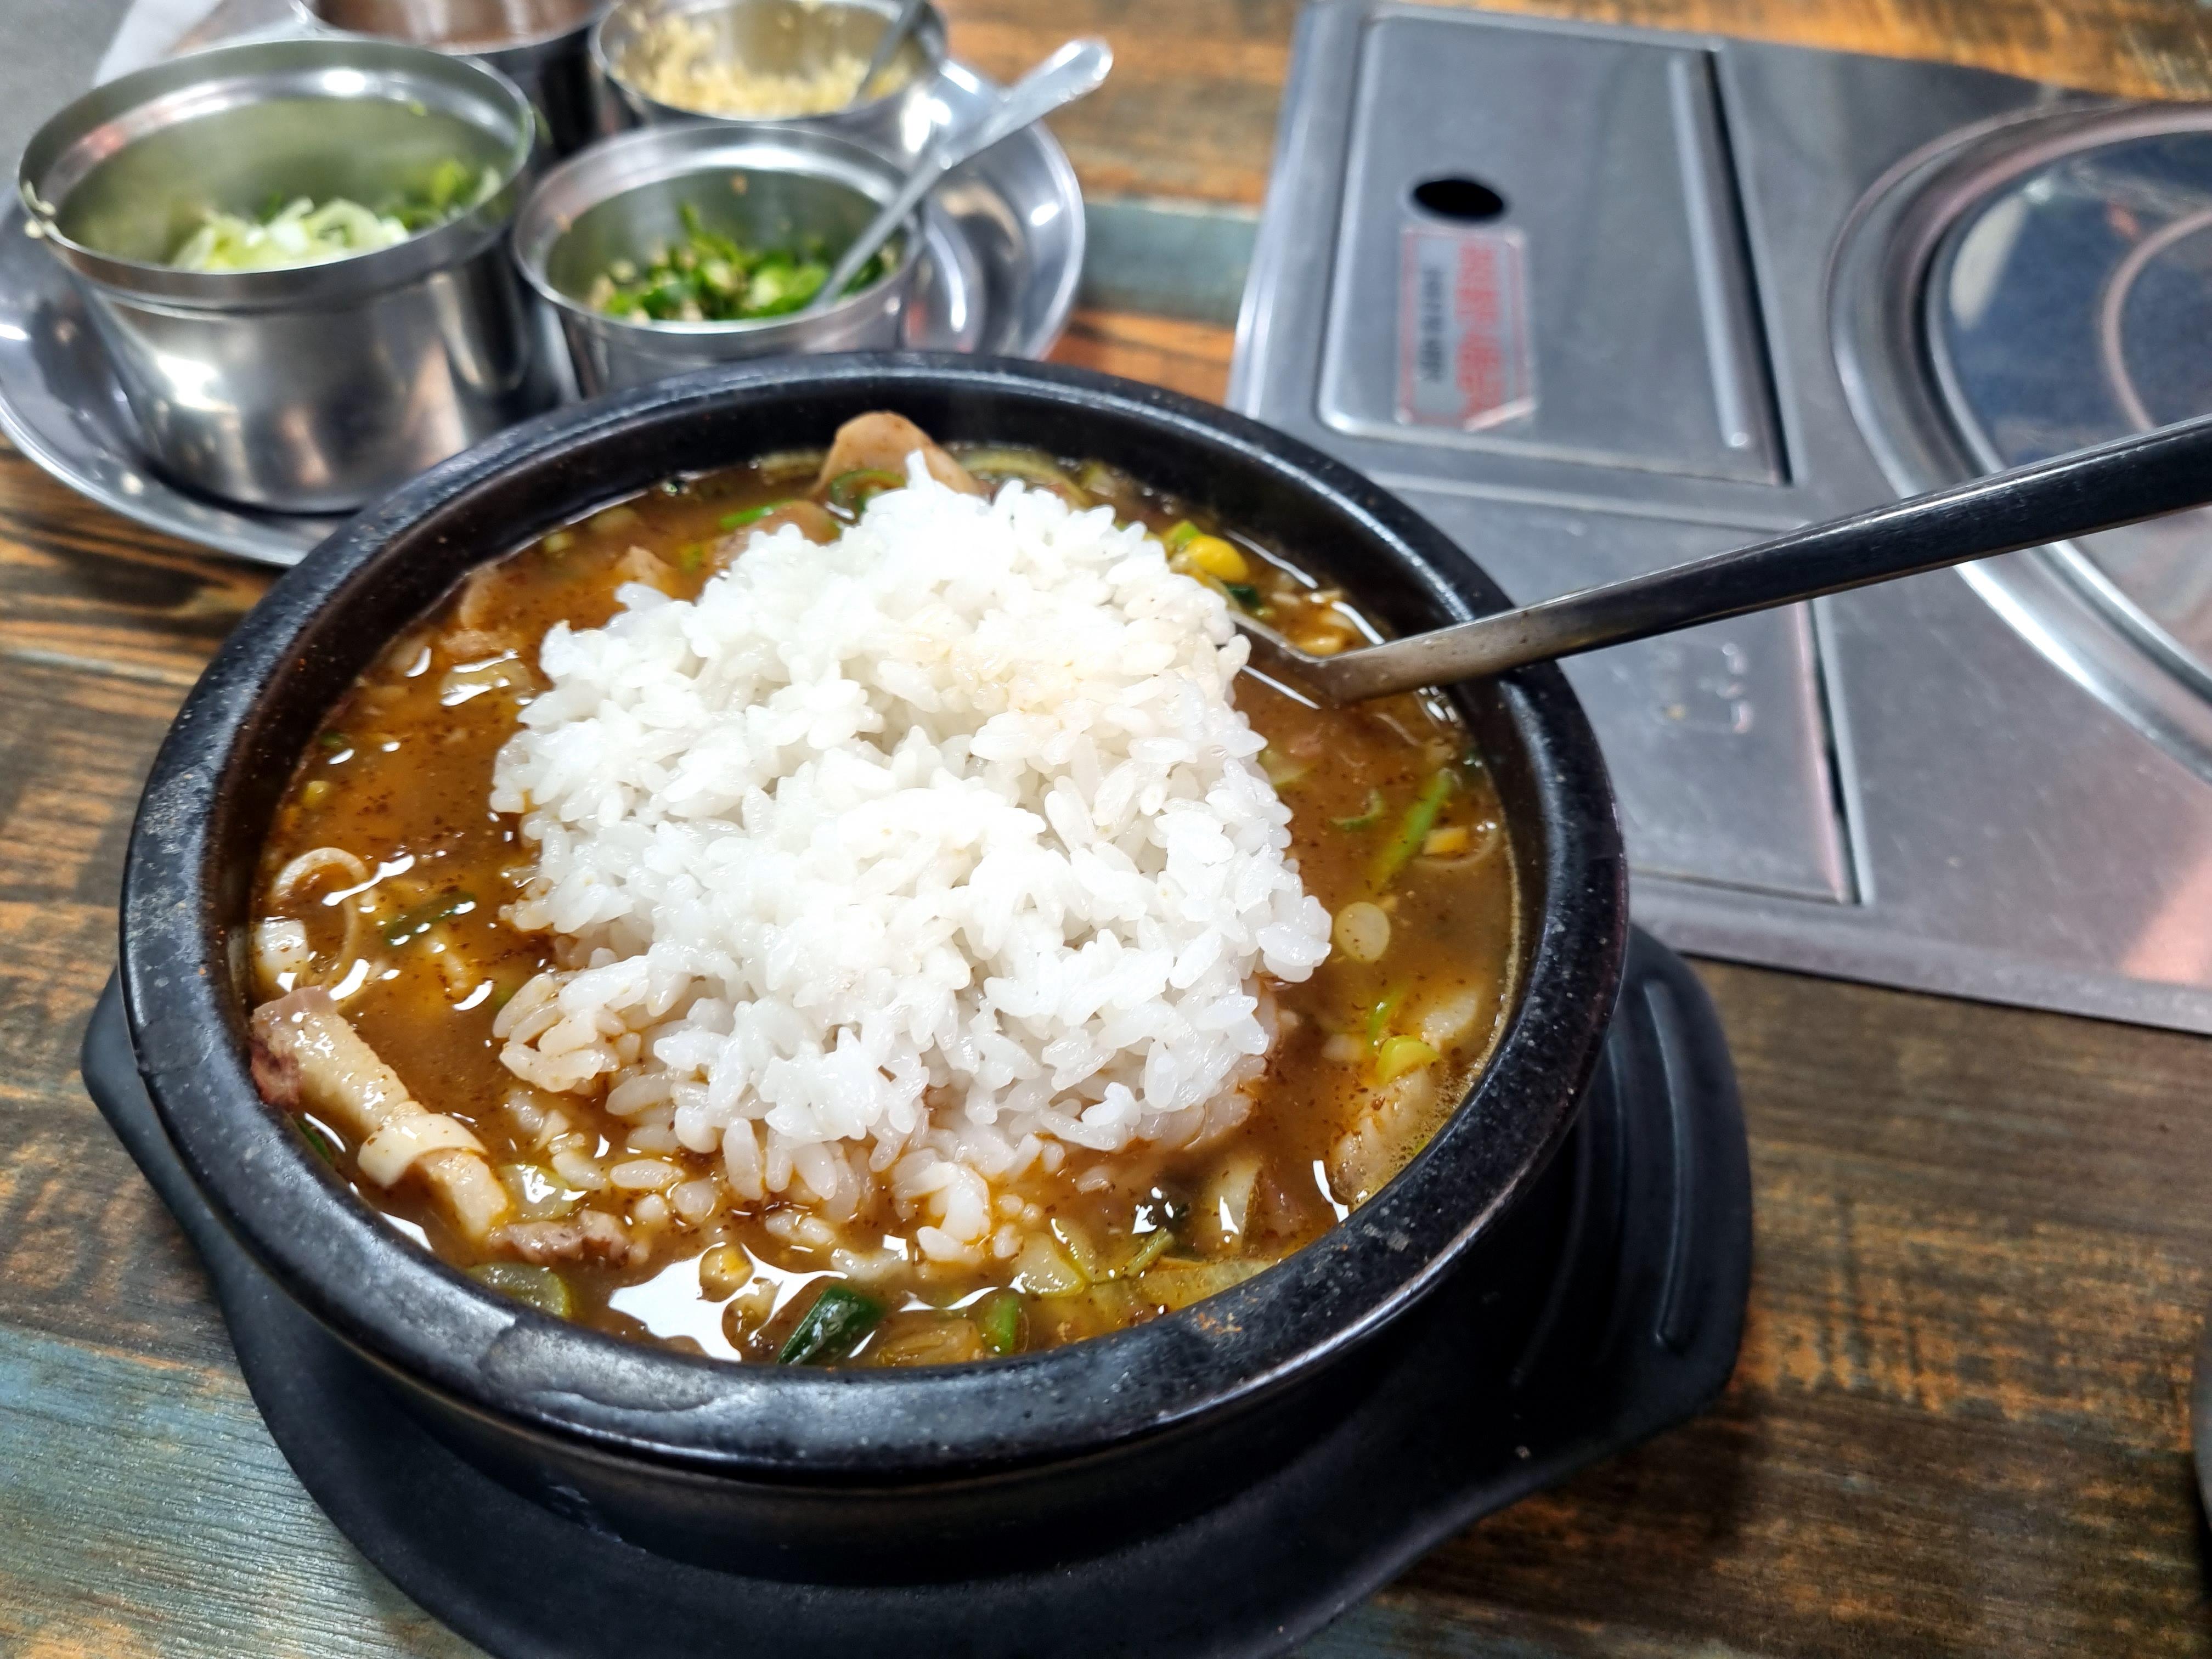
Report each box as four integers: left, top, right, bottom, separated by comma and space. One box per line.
584, 201, 895, 322
512, 121, 922, 394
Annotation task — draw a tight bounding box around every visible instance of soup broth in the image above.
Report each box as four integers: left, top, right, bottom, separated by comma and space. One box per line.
248, 420, 1517, 1366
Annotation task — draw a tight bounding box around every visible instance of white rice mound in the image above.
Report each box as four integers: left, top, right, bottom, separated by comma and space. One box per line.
490, 457, 1333, 1264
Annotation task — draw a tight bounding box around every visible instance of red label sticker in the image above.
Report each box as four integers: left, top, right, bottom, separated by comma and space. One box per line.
1396, 224, 1535, 430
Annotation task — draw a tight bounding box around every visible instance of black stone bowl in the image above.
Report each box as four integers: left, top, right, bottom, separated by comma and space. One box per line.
118, 354, 1626, 1581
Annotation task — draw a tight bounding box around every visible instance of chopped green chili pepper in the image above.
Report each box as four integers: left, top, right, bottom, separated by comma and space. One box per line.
827, 468, 904, 515
777, 1283, 884, 1364
1368, 768, 1457, 889
1223, 581, 1264, 612
317, 731, 349, 752
469, 1262, 575, 1319
1364, 985, 1406, 1046
719, 500, 791, 531
380, 891, 476, 947
1331, 788, 1385, 831
975, 1290, 1025, 1355
1163, 520, 1201, 552
587, 203, 894, 323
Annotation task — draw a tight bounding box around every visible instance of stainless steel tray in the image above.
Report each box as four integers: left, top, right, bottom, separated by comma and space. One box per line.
0, 61, 1083, 567
1232, 1, 2212, 1032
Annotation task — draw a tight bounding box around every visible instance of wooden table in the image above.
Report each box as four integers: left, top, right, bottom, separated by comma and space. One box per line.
7, 3, 2212, 1654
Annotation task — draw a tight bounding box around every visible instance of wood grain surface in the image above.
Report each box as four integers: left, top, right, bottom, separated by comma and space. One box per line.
5, 3, 2212, 1655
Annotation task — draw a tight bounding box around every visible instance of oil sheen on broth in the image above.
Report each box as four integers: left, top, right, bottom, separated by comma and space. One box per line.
247, 421, 1518, 1368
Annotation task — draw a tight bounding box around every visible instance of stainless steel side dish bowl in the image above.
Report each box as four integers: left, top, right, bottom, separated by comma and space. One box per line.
19, 37, 551, 514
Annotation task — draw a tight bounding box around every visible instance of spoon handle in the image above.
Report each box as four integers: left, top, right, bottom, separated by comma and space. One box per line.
812, 37, 1112, 308
1294, 409, 2212, 704
856, 0, 931, 98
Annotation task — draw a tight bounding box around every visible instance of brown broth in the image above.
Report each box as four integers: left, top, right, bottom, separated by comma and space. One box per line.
250, 440, 1518, 1366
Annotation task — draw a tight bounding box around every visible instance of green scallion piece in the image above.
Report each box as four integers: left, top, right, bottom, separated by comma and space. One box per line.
719, 500, 791, 531
975, 1290, 1025, 1356
1368, 768, 1457, 890
777, 1283, 884, 1365
1224, 581, 1263, 612
380, 891, 475, 948
827, 469, 904, 515
1331, 788, 1385, 832
1163, 520, 1201, 552
1364, 986, 1405, 1047
469, 1262, 574, 1319
1115, 1228, 1176, 1278
1373, 1035, 1441, 1086
296, 1118, 342, 1168
317, 731, 349, 752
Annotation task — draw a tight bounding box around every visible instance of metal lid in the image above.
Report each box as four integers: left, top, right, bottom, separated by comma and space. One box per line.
1833, 103, 2212, 781
1929, 126, 2212, 678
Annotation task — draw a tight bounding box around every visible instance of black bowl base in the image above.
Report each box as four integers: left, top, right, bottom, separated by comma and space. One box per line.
78, 928, 1750, 1659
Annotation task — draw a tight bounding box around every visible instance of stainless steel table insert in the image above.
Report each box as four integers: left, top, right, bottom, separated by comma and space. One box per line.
1233, 2, 2212, 1030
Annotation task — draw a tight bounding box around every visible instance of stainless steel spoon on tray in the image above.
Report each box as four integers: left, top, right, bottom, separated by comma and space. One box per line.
810, 37, 1113, 309
1245, 411, 2212, 704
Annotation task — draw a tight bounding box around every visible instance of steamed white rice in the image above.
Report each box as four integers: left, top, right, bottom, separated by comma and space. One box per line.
490, 458, 1331, 1263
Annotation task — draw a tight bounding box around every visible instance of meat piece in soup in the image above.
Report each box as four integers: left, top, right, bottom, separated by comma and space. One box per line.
246, 416, 1519, 1365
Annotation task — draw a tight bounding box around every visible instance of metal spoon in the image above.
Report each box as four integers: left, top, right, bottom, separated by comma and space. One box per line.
1238, 411, 2212, 705
809, 37, 1112, 311
852, 0, 930, 104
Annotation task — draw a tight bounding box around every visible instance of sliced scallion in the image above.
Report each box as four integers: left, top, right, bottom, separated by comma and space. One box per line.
975, 1290, 1025, 1356
380, 891, 476, 948
1331, 789, 1385, 832
469, 1262, 575, 1319
1115, 1228, 1176, 1278
827, 468, 904, 515
1372, 1035, 1440, 1086
1368, 769, 1457, 889
1364, 986, 1405, 1047
777, 1283, 883, 1364
719, 500, 791, 531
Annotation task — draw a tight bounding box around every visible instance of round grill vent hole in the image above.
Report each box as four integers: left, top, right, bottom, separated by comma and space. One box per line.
1411, 176, 1506, 222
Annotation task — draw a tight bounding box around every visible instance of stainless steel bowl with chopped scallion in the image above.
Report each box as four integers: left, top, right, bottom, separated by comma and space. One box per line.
168, 157, 500, 272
